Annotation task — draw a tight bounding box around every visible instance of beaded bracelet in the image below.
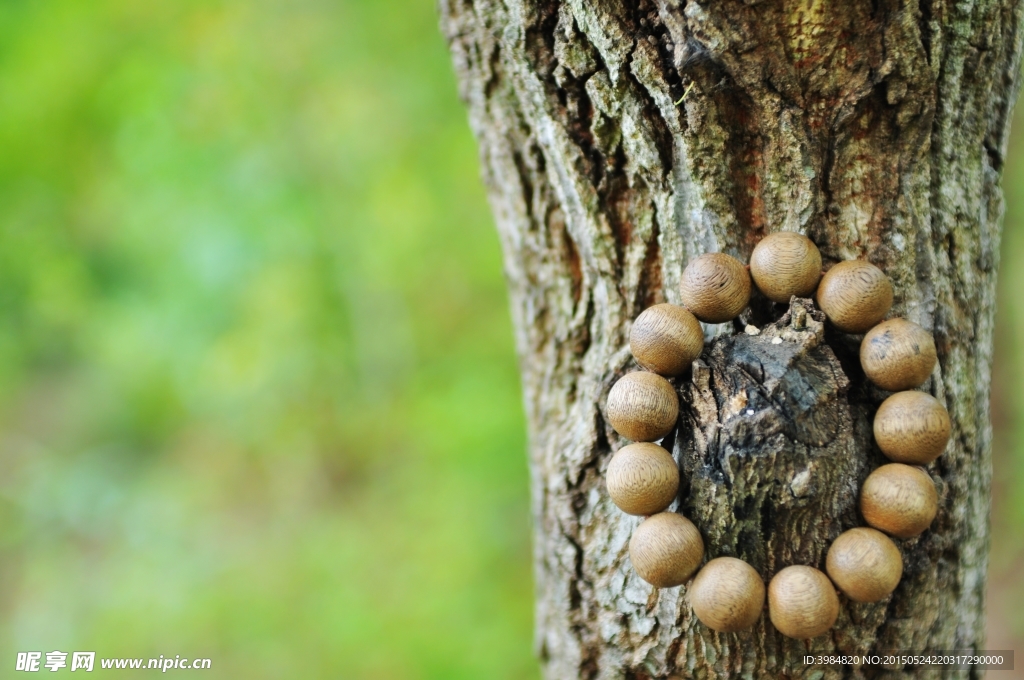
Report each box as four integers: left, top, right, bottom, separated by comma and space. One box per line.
604, 232, 946, 640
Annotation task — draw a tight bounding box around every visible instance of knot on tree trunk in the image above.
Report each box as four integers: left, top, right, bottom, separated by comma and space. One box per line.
602, 299, 900, 678
678, 298, 863, 577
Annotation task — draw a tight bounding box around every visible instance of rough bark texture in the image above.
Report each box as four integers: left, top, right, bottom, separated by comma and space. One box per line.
440, 1, 1024, 678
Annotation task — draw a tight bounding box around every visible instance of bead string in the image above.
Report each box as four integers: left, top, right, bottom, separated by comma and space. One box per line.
604, 232, 946, 639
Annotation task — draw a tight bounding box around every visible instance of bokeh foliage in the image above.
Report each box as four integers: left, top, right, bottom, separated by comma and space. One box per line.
0, 0, 535, 677
0, 1, 1021, 678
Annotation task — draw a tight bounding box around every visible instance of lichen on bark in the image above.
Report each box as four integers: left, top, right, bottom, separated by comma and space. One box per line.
440, 0, 1024, 677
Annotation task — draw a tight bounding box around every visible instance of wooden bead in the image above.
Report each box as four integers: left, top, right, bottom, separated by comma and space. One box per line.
630, 304, 704, 376
606, 372, 679, 442
860, 318, 937, 391
606, 443, 680, 515
860, 463, 938, 539
767, 565, 840, 639
629, 512, 704, 588
826, 527, 903, 603
816, 260, 893, 333
679, 253, 752, 323
873, 391, 951, 464
689, 557, 765, 632
749, 232, 823, 303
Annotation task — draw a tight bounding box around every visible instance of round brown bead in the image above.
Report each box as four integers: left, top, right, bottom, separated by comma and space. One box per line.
825, 527, 903, 603
767, 565, 840, 640
689, 557, 765, 632
816, 260, 893, 333
606, 372, 679, 442
630, 304, 704, 376
860, 463, 938, 539
606, 442, 680, 516
860, 318, 937, 391
873, 391, 951, 465
749, 232, 823, 303
629, 512, 704, 588
679, 253, 752, 323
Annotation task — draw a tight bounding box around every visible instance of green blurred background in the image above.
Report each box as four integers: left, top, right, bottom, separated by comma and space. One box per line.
0, 1, 1019, 678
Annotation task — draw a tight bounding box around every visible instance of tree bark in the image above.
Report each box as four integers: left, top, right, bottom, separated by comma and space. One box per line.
440, 1, 1024, 677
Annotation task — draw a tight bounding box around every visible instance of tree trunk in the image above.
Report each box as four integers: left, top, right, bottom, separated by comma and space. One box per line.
440, 1, 1024, 677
